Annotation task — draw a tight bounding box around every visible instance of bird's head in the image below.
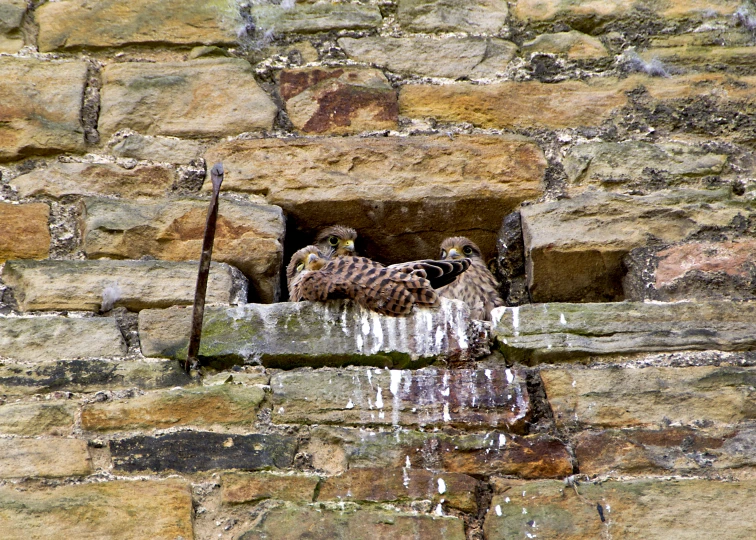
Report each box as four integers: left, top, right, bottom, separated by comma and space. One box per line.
287, 245, 327, 284
440, 236, 483, 261
315, 225, 358, 257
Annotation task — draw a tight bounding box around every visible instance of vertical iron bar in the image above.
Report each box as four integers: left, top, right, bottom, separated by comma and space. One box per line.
185, 162, 224, 372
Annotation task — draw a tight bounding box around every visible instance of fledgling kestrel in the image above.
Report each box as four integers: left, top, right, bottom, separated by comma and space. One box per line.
436, 237, 504, 321
315, 225, 359, 257
287, 245, 470, 316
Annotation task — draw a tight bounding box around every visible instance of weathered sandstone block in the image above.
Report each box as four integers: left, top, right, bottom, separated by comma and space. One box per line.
280, 67, 398, 135
0, 359, 190, 396
270, 366, 530, 431
222, 471, 319, 504
541, 365, 756, 429
0, 0, 25, 53
109, 131, 206, 163
37, 0, 240, 51
99, 59, 277, 138
493, 301, 756, 362
0, 438, 91, 478
251, 3, 382, 33
3, 259, 247, 312
575, 424, 756, 476
521, 31, 609, 59
318, 468, 478, 513
0, 203, 50, 263
520, 189, 756, 302
306, 427, 572, 479
236, 503, 465, 540
623, 240, 756, 302
0, 316, 127, 361
139, 299, 479, 368
338, 36, 517, 79
205, 134, 545, 263
11, 162, 177, 199
82, 383, 266, 432
0, 57, 87, 160
0, 480, 193, 539
485, 478, 756, 540
110, 431, 297, 473
78, 196, 284, 303
0, 402, 76, 436
397, 0, 509, 33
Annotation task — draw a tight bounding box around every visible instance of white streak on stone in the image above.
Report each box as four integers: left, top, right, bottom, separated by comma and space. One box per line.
390, 370, 402, 397
443, 403, 451, 422
522, 508, 528, 514
505, 369, 514, 384
371, 312, 384, 353
505, 497, 510, 503
375, 387, 383, 409
511, 306, 520, 336
495, 505, 502, 516
435, 504, 444, 516
560, 312, 566, 325
437, 478, 446, 494
367, 369, 372, 387
485, 369, 492, 380
345, 399, 354, 409
499, 434, 506, 447
403, 466, 410, 488
405, 455, 411, 468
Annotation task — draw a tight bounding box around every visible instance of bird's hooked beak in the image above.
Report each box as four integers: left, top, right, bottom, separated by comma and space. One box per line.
341, 239, 355, 253
447, 247, 462, 260
306, 252, 326, 271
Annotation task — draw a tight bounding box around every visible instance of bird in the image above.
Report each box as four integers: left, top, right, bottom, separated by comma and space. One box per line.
315, 225, 359, 257
287, 245, 470, 316
436, 237, 504, 321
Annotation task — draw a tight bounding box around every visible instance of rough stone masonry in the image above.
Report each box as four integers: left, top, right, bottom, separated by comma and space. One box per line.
0, 0, 755, 539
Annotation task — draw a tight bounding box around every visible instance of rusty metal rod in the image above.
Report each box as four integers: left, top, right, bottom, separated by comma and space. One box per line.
185, 162, 224, 372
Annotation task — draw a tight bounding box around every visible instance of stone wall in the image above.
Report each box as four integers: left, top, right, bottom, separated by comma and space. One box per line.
1, 0, 755, 538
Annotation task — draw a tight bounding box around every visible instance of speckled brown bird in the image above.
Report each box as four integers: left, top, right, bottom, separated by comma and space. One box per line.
315, 225, 359, 257
287, 245, 470, 316
436, 237, 504, 321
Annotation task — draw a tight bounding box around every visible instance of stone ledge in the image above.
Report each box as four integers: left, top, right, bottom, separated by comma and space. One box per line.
3, 259, 247, 312
271, 366, 530, 432
492, 301, 756, 362
139, 299, 479, 369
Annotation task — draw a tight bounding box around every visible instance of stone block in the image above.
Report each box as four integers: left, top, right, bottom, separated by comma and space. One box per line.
0, 359, 190, 396
0, 480, 193, 539
338, 36, 517, 79
306, 427, 572, 479
78, 196, 284, 303
0, 402, 76, 436
99, 59, 277, 139
236, 503, 465, 540
0, 0, 25, 53
0, 438, 91, 478
270, 366, 530, 431
521, 31, 609, 59
82, 384, 266, 432
10, 162, 177, 199
397, 0, 508, 33
0, 316, 127, 361
3, 259, 247, 312
280, 67, 398, 135
563, 141, 729, 194
623, 240, 756, 302
0, 203, 50, 263
250, 3, 381, 34
318, 467, 478, 513
0, 57, 87, 160
109, 131, 206, 163
575, 424, 756, 476
484, 478, 756, 540
493, 301, 756, 362
205, 134, 545, 264
139, 299, 479, 368
37, 0, 240, 51
519, 189, 755, 302
222, 471, 319, 504
541, 365, 756, 429
110, 431, 297, 473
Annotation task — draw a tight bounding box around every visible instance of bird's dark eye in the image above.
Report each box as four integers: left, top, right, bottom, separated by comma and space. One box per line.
328, 236, 339, 246
463, 246, 473, 255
